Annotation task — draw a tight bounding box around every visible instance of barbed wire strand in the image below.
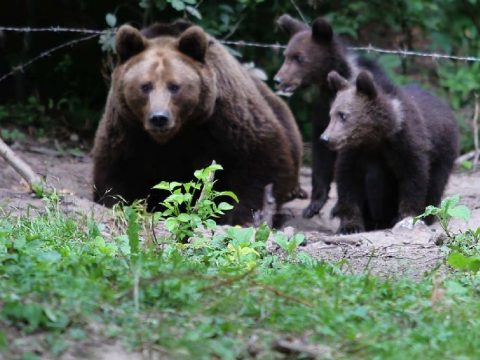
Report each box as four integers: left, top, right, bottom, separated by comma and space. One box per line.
221, 39, 480, 62
0, 33, 101, 84
2, 25, 480, 62
1, 26, 480, 85
0, 26, 108, 34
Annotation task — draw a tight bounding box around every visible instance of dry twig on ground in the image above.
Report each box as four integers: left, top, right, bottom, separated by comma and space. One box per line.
0, 137, 43, 191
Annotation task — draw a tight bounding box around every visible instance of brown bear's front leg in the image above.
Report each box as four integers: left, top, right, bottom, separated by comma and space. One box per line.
332, 150, 366, 234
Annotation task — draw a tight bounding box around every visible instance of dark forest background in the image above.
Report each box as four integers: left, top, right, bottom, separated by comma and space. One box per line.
0, 0, 479, 153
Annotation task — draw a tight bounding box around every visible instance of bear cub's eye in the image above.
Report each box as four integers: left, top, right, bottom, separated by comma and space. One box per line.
292, 54, 304, 64
338, 112, 348, 122
168, 83, 180, 94
140, 82, 154, 94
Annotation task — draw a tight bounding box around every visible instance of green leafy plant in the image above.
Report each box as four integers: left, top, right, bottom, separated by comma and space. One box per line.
415, 195, 470, 238
153, 163, 238, 241
416, 195, 480, 273
274, 231, 305, 257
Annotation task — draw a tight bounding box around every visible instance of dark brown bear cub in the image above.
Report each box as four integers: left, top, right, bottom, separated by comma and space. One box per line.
274, 14, 396, 219
92, 23, 303, 225
322, 70, 459, 234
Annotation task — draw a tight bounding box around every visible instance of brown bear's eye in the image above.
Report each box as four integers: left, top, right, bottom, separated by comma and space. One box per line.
338, 112, 348, 122
167, 83, 180, 94
140, 82, 154, 94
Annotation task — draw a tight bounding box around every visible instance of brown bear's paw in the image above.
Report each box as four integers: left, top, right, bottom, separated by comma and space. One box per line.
302, 199, 326, 219
337, 219, 365, 235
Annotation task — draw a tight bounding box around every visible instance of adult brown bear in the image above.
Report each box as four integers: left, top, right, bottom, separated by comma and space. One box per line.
92, 22, 303, 225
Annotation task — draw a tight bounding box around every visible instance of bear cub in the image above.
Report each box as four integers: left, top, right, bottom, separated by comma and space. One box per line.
322, 70, 459, 234
274, 14, 396, 219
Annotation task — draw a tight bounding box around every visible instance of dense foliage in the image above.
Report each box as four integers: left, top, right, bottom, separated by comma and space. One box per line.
0, 0, 479, 150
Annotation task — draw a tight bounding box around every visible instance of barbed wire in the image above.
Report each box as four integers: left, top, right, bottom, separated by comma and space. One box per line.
221, 39, 480, 62
1, 25, 480, 85
0, 26, 108, 34
0, 33, 101, 84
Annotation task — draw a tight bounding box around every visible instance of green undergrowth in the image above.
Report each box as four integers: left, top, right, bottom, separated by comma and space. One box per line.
1, 173, 480, 359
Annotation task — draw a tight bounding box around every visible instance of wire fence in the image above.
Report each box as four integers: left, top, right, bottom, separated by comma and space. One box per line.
1, 25, 480, 85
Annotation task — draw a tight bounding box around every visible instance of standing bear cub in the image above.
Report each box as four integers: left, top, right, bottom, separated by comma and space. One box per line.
92, 23, 303, 225
274, 14, 396, 219
323, 70, 459, 234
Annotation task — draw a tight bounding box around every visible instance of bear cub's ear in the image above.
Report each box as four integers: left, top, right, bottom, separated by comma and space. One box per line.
327, 71, 349, 93
312, 18, 333, 44
178, 26, 208, 63
277, 14, 308, 36
116, 25, 147, 63
356, 71, 377, 99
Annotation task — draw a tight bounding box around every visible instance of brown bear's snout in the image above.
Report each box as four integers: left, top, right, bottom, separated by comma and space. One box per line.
273, 76, 283, 89
149, 111, 171, 130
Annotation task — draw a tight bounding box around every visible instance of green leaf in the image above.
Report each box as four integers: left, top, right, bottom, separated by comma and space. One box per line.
165, 218, 178, 232
37, 250, 61, 263
218, 191, 239, 202
218, 202, 233, 211
152, 181, 171, 190
255, 223, 270, 243
447, 205, 471, 222
186, 5, 202, 19
177, 213, 191, 222
170, 0, 185, 11
440, 195, 460, 211
447, 251, 480, 272
125, 207, 140, 256
105, 13, 117, 27
0, 330, 7, 351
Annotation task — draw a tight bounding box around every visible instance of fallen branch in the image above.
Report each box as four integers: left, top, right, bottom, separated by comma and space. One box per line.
272, 338, 336, 359
0, 137, 43, 191
455, 151, 476, 166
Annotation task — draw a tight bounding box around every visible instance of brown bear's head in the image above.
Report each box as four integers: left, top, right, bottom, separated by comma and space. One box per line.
114, 24, 216, 144
274, 15, 340, 95
321, 71, 403, 151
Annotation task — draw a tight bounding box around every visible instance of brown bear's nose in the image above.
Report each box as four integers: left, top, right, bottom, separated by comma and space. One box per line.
149, 111, 170, 129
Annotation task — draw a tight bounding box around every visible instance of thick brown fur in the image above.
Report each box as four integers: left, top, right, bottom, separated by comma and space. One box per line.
92, 22, 303, 225
323, 70, 459, 234
274, 14, 396, 219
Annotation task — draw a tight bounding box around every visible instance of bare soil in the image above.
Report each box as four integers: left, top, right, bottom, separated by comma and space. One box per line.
1, 139, 479, 280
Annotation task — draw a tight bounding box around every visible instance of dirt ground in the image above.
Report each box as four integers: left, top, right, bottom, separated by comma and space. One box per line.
1, 139, 480, 281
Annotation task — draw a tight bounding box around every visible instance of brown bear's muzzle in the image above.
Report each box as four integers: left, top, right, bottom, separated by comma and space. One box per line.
149, 111, 171, 130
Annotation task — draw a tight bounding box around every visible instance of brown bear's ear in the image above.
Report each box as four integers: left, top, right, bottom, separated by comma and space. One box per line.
115, 25, 147, 63
356, 71, 377, 99
312, 18, 333, 44
277, 14, 308, 36
178, 26, 207, 63
327, 71, 349, 93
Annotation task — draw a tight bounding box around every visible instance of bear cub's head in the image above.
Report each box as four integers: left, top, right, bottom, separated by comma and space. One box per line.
114, 24, 216, 143
321, 70, 403, 151
274, 15, 336, 95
